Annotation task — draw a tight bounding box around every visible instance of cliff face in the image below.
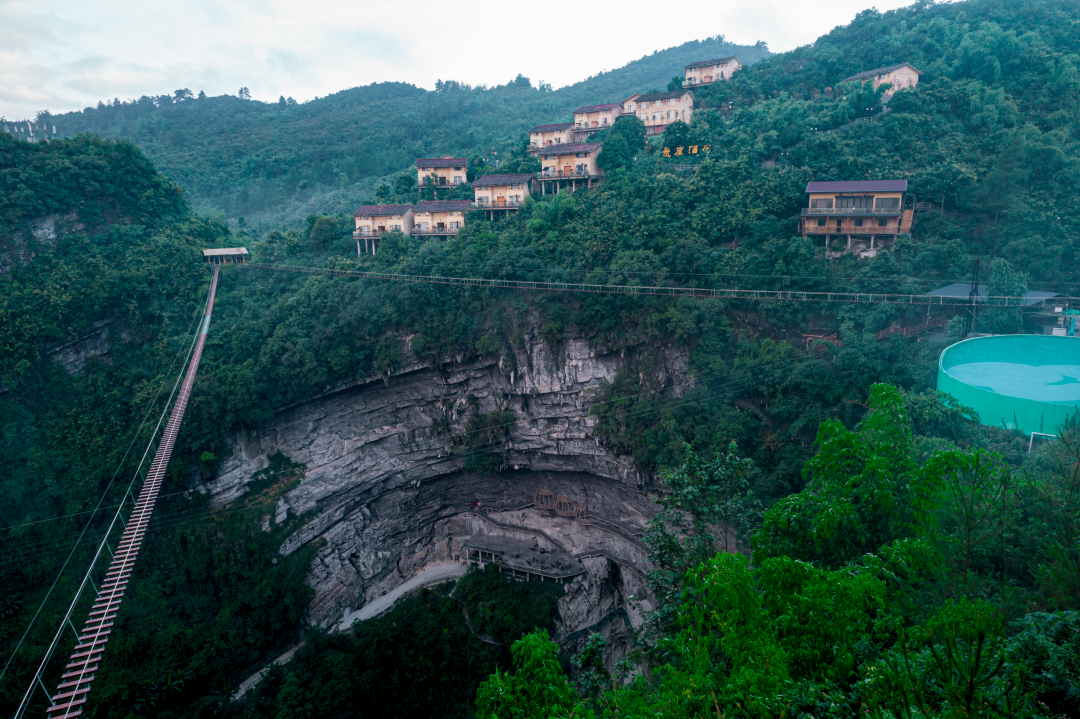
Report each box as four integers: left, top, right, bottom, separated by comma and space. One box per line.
207, 331, 686, 639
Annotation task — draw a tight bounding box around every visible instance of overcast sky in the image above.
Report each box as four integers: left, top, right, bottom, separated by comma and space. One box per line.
0, 0, 913, 120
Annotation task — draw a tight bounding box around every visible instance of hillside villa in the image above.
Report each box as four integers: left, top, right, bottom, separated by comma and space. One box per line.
473, 174, 532, 217
573, 103, 624, 138
535, 142, 603, 193
683, 57, 741, 87
528, 122, 577, 154
623, 90, 694, 135
842, 63, 921, 100
416, 156, 468, 189
412, 200, 470, 237
800, 180, 912, 252
354, 204, 414, 255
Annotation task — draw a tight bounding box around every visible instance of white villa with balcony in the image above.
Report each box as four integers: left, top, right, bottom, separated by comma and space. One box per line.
623, 90, 694, 136
412, 200, 470, 237
683, 57, 741, 87
528, 122, 577, 154
353, 204, 414, 255
416, 156, 468, 191
535, 142, 603, 194
473, 173, 532, 217
800, 180, 913, 253
572, 103, 623, 139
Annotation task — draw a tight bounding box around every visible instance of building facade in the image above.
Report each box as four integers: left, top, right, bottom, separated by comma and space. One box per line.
412, 200, 470, 237
799, 180, 912, 252
473, 173, 532, 217
416, 156, 469, 188
573, 102, 623, 139
528, 122, 577, 154
354, 204, 414, 255
842, 63, 921, 100
623, 90, 694, 135
535, 142, 603, 194
683, 56, 741, 87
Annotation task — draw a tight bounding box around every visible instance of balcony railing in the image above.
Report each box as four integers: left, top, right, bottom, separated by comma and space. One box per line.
421, 179, 465, 187
537, 168, 593, 179
575, 123, 609, 130
353, 230, 385, 238
801, 207, 904, 216
472, 200, 523, 208
411, 227, 461, 236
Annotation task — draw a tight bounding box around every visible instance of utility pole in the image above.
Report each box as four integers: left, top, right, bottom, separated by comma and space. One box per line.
963, 258, 981, 339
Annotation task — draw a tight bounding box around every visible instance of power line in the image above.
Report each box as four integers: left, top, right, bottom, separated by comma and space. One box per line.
241, 263, 1071, 306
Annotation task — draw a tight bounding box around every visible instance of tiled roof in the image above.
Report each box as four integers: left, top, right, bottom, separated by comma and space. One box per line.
842, 63, 921, 82
473, 174, 534, 187
925, 283, 1058, 306
535, 142, 602, 157
354, 204, 413, 217
415, 157, 468, 168
685, 56, 738, 69
530, 122, 574, 133
628, 90, 692, 103
805, 180, 907, 193
413, 200, 472, 212
574, 102, 622, 114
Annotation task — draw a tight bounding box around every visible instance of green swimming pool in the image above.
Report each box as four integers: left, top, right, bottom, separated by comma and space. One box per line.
937, 335, 1080, 435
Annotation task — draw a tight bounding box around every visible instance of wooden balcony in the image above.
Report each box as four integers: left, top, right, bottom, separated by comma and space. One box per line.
472, 200, 523, 209
801, 209, 913, 237
800, 207, 904, 217
411, 227, 461, 236
536, 168, 595, 179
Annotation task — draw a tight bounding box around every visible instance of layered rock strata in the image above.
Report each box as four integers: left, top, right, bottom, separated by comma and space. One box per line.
207, 335, 686, 634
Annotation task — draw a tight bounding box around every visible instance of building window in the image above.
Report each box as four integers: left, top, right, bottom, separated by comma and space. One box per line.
875, 197, 900, 210
817, 219, 826, 226
837, 195, 874, 209
454, 176, 462, 183
878, 218, 888, 227
854, 219, 864, 227
810, 198, 833, 209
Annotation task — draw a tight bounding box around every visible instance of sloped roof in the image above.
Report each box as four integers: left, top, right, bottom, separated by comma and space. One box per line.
627, 90, 693, 103
530, 122, 575, 133
685, 56, 739, 69
805, 180, 907, 193
843, 63, 921, 82
203, 247, 249, 256
416, 157, 467, 168
413, 200, 472, 212
535, 142, 602, 157
925, 283, 1059, 306
354, 204, 413, 217
473, 174, 534, 187
574, 102, 622, 114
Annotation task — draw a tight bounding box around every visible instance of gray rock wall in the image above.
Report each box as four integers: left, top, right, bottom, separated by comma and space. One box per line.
207, 332, 686, 635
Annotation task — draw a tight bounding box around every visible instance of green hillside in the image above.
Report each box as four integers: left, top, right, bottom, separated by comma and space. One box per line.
38, 36, 769, 221
2, 0, 1080, 717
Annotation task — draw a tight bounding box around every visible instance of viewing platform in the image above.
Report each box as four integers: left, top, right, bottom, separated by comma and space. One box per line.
464, 535, 585, 583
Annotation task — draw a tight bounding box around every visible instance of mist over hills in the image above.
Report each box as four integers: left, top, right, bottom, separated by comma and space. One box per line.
5, 1, 1080, 716
35, 36, 770, 223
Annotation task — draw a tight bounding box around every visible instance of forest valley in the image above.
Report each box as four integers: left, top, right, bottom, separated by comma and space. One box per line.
2, 0, 1080, 716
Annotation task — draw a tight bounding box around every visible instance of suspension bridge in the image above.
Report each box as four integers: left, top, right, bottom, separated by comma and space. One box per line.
12, 249, 1074, 717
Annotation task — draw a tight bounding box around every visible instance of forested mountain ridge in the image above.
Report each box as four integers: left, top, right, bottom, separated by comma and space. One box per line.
3, 0, 1080, 716
32, 36, 769, 221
